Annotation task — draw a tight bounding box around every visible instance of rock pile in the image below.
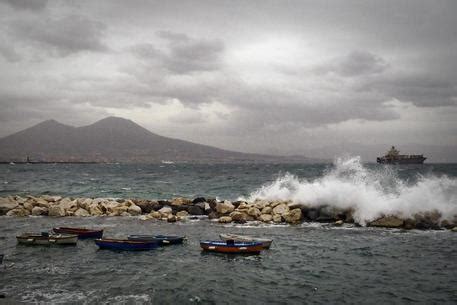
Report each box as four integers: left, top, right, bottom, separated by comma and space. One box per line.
0, 195, 456, 230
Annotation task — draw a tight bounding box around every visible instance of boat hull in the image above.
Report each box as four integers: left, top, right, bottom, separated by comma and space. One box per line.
16, 234, 78, 245
127, 235, 185, 245
219, 234, 272, 249
95, 239, 159, 251
200, 241, 263, 254
53, 227, 103, 239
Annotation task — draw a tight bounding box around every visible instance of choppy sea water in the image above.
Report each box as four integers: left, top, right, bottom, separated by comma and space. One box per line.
1, 158, 457, 303
1, 217, 456, 304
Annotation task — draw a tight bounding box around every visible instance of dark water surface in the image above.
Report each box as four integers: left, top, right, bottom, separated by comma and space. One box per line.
1, 217, 456, 304
1, 161, 457, 304
1, 162, 457, 200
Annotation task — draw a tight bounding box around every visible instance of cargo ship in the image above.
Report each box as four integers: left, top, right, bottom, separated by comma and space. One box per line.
377, 146, 426, 164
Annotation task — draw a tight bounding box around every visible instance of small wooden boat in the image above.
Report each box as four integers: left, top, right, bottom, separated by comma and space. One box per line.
219, 233, 273, 249
127, 235, 185, 245
200, 240, 264, 254
16, 233, 78, 245
95, 238, 159, 251
53, 227, 103, 239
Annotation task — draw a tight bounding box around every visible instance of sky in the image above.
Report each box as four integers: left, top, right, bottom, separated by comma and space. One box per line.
0, 0, 456, 159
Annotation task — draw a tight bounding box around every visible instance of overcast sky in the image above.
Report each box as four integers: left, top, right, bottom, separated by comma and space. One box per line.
0, 0, 456, 158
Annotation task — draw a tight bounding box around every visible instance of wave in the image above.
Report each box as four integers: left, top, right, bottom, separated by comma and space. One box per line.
246, 156, 457, 224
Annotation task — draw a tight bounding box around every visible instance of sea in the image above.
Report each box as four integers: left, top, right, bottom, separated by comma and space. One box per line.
1, 157, 456, 304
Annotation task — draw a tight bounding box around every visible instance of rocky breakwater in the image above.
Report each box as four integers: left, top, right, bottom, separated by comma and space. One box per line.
0, 195, 456, 231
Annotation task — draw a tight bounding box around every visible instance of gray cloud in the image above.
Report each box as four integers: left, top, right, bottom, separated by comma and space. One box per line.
133, 31, 224, 74
9, 14, 107, 56
0, 0, 47, 11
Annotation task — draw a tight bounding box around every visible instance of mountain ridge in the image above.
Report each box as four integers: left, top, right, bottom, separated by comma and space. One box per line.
0, 117, 315, 163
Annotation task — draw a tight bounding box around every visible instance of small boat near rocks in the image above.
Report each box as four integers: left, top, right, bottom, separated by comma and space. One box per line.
128, 235, 185, 245
95, 238, 159, 251
16, 233, 78, 245
53, 227, 103, 239
200, 240, 264, 254
219, 233, 273, 249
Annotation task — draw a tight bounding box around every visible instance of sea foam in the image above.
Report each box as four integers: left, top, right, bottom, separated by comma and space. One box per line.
246, 156, 457, 224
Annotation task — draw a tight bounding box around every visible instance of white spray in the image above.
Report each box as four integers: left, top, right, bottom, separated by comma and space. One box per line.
246, 157, 457, 224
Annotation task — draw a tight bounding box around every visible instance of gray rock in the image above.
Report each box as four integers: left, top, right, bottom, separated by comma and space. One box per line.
31, 206, 48, 216
0, 198, 18, 215
188, 205, 204, 215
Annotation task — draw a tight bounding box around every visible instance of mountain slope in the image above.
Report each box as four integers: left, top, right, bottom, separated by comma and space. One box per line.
0, 117, 309, 163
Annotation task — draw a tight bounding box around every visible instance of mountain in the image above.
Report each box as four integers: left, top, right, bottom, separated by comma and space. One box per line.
0, 117, 313, 163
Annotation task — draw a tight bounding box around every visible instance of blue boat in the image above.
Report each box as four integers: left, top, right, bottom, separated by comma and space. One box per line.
128, 235, 185, 245
95, 238, 159, 251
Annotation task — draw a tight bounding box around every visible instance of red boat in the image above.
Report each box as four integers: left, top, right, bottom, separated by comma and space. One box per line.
200, 240, 264, 254
53, 227, 103, 239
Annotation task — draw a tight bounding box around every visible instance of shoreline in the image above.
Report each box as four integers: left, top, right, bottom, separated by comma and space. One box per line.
1, 195, 456, 231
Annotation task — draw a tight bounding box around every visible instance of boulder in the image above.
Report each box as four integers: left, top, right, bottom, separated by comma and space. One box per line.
254, 200, 269, 210
272, 214, 283, 223
89, 205, 104, 216
31, 206, 48, 216
283, 208, 302, 224
131, 199, 155, 213
167, 214, 177, 222
237, 202, 248, 210
6, 208, 30, 217
77, 198, 93, 210
414, 211, 441, 230
59, 198, 78, 214
0, 197, 18, 215
120, 212, 132, 217
270, 201, 284, 208
36, 199, 51, 209
451, 227, 457, 232
369, 216, 404, 228
158, 206, 173, 215
15, 196, 27, 204
230, 211, 248, 223
218, 216, 233, 223
232, 201, 246, 209
216, 201, 235, 215
188, 205, 204, 215
306, 209, 319, 221
48, 205, 66, 217
150, 211, 162, 219
171, 197, 192, 206
247, 207, 261, 218
208, 211, 218, 219
42, 195, 62, 202
334, 220, 344, 226
176, 210, 189, 217
403, 218, 416, 230
317, 206, 343, 222
192, 197, 206, 204
259, 214, 273, 222
23, 201, 36, 211
261, 206, 272, 214
272, 204, 289, 216
127, 204, 142, 216
74, 208, 90, 217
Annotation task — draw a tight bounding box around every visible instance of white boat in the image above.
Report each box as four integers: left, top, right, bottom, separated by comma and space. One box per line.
161, 160, 175, 164
219, 233, 273, 249
16, 233, 78, 245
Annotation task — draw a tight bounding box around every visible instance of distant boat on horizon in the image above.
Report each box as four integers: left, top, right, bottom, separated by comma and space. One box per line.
377, 146, 427, 164
161, 160, 175, 164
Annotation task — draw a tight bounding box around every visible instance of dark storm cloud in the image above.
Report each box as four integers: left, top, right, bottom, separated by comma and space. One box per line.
9, 14, 107, 56
336, 51, 388, 77
0, 0, 47, 11
133, 31, 224, 74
